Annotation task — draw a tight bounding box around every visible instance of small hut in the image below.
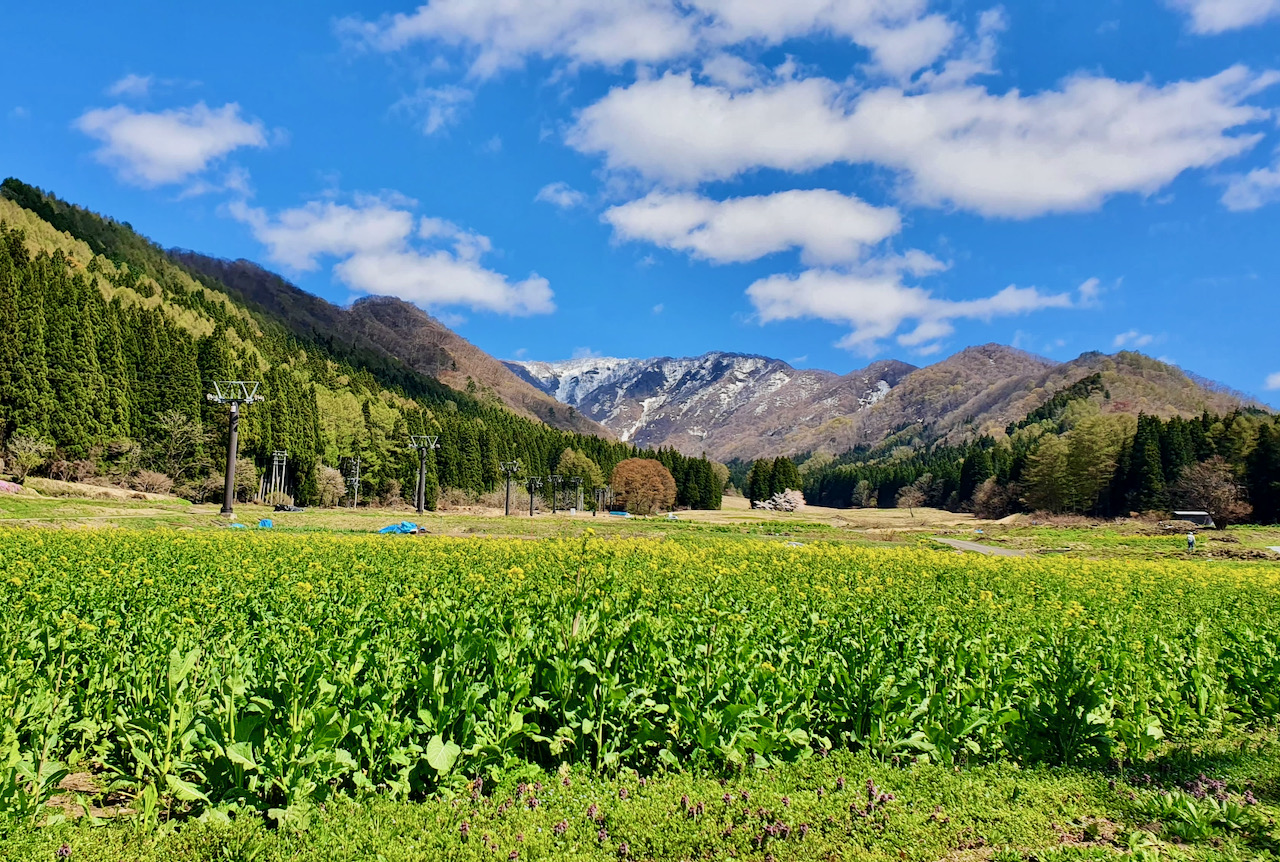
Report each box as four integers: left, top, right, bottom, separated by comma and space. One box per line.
1173, 510, 1215, 528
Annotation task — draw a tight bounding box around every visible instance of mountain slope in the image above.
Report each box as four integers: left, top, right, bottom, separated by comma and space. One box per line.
510, 345, 1255, 461
171, 254, 608, 438
506, 352, 916, 460
0, 178, 724, 511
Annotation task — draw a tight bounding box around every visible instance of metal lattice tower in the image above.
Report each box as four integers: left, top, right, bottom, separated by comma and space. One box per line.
409, 435, 440, 514
206, 381, 263, 517
346, 457, 362, 508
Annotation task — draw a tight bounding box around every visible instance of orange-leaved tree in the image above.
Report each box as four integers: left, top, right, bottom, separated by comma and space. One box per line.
611, 458, 676, 515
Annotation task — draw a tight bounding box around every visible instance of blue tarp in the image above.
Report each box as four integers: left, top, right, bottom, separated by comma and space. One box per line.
258, 519, 273, 529
229, 522, 247, 529
608, 511, 631, 518
379, 521, 419, 534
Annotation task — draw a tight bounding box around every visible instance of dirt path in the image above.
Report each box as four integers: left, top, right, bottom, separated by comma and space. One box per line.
931, 537, 1027, 557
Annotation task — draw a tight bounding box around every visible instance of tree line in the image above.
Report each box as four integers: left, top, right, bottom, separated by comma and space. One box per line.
799, 386, 1278, 525
0, 180, 722, 511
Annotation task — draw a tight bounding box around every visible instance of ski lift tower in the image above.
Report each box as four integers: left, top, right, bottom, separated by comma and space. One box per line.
525, 476, 543, 517
207, 381, 263, 518
409, 435, 440, 514
500, 460, 522, 516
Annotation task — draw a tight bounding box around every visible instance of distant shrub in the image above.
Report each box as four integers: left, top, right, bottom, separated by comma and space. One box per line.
131, 470, 173, 494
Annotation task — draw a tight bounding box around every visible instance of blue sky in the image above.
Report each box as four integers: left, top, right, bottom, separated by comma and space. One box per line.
3, 0, 1279, 404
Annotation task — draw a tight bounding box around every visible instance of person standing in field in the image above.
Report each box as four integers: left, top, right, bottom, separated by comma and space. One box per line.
1187, 532, 1196, 552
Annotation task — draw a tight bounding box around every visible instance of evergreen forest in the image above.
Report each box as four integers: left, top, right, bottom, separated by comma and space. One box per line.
0, 179, 722, 511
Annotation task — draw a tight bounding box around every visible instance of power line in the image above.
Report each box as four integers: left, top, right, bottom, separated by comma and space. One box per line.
206, 381, 263, 518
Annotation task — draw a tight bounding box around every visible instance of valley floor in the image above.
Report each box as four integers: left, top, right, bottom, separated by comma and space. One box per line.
2, 487, 1279, 861
3, 736, 1278, 861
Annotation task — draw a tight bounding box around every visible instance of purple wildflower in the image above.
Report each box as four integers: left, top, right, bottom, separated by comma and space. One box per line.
781, 796, 791, 807
56, 847, 71, 860
618, 787, 629, 800
554, 819, 568, 836
836, 777, 846, 791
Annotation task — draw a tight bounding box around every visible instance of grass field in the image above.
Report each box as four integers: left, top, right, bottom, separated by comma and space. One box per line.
2, 487, 1279, 860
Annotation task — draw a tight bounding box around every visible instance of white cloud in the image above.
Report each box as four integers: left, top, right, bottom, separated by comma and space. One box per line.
74, 102, 267, 187
230, 194, 553, 316
1167, 0, 1280, 33
746, 253, 1075, 353
652, 303, 664, 314
394, 85, 473, 135
700, 53, 761, 90
535, 181, 587, 209
1266, 371, 1280, 390
603, 189, 901, 265
107, 74, 153, 98
572, 346, 602, 359
1077, 277, 1103, 306
343, 0, 698, 77
569, 66, 1275, 217
343, 0, 960, 79
1221, 152, 1280, 210
1113, 329, 1157, 349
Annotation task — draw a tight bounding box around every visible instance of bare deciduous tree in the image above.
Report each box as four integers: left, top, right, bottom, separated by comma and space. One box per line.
5, 435, 53, 481
1171, 457, 1252, 528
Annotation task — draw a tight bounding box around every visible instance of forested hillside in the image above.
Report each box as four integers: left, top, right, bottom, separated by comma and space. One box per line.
792, 374, 1279, 524
0, 179, 722, 510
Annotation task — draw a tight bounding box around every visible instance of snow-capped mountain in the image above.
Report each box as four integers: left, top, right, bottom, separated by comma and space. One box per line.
504, 352, 916, 461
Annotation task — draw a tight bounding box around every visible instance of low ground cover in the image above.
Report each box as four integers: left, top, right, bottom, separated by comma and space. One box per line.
2, 529, 1279, 857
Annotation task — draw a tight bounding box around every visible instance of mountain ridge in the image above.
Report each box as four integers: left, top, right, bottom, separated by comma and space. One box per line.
169, 253, 610, 439
507, 344, 1257, 462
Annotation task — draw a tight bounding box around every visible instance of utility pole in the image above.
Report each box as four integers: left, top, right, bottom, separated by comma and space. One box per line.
500, 460, 522, 516
549, 474, 563, 514
269, 450, 288, 505
525, 476, 543, 517
570, 476, 583, 513
207, 381, 263, 518
347, 457, 362, 508
409, 435, 440, 514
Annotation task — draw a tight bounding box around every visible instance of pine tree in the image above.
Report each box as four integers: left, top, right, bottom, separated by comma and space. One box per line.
770, 456, 801, 496
1130, 414, 1168, 512
747, 459, 773, 503
0, 230, 53, 438
958, 449, 993, 504
1247, 423, 1280, 524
